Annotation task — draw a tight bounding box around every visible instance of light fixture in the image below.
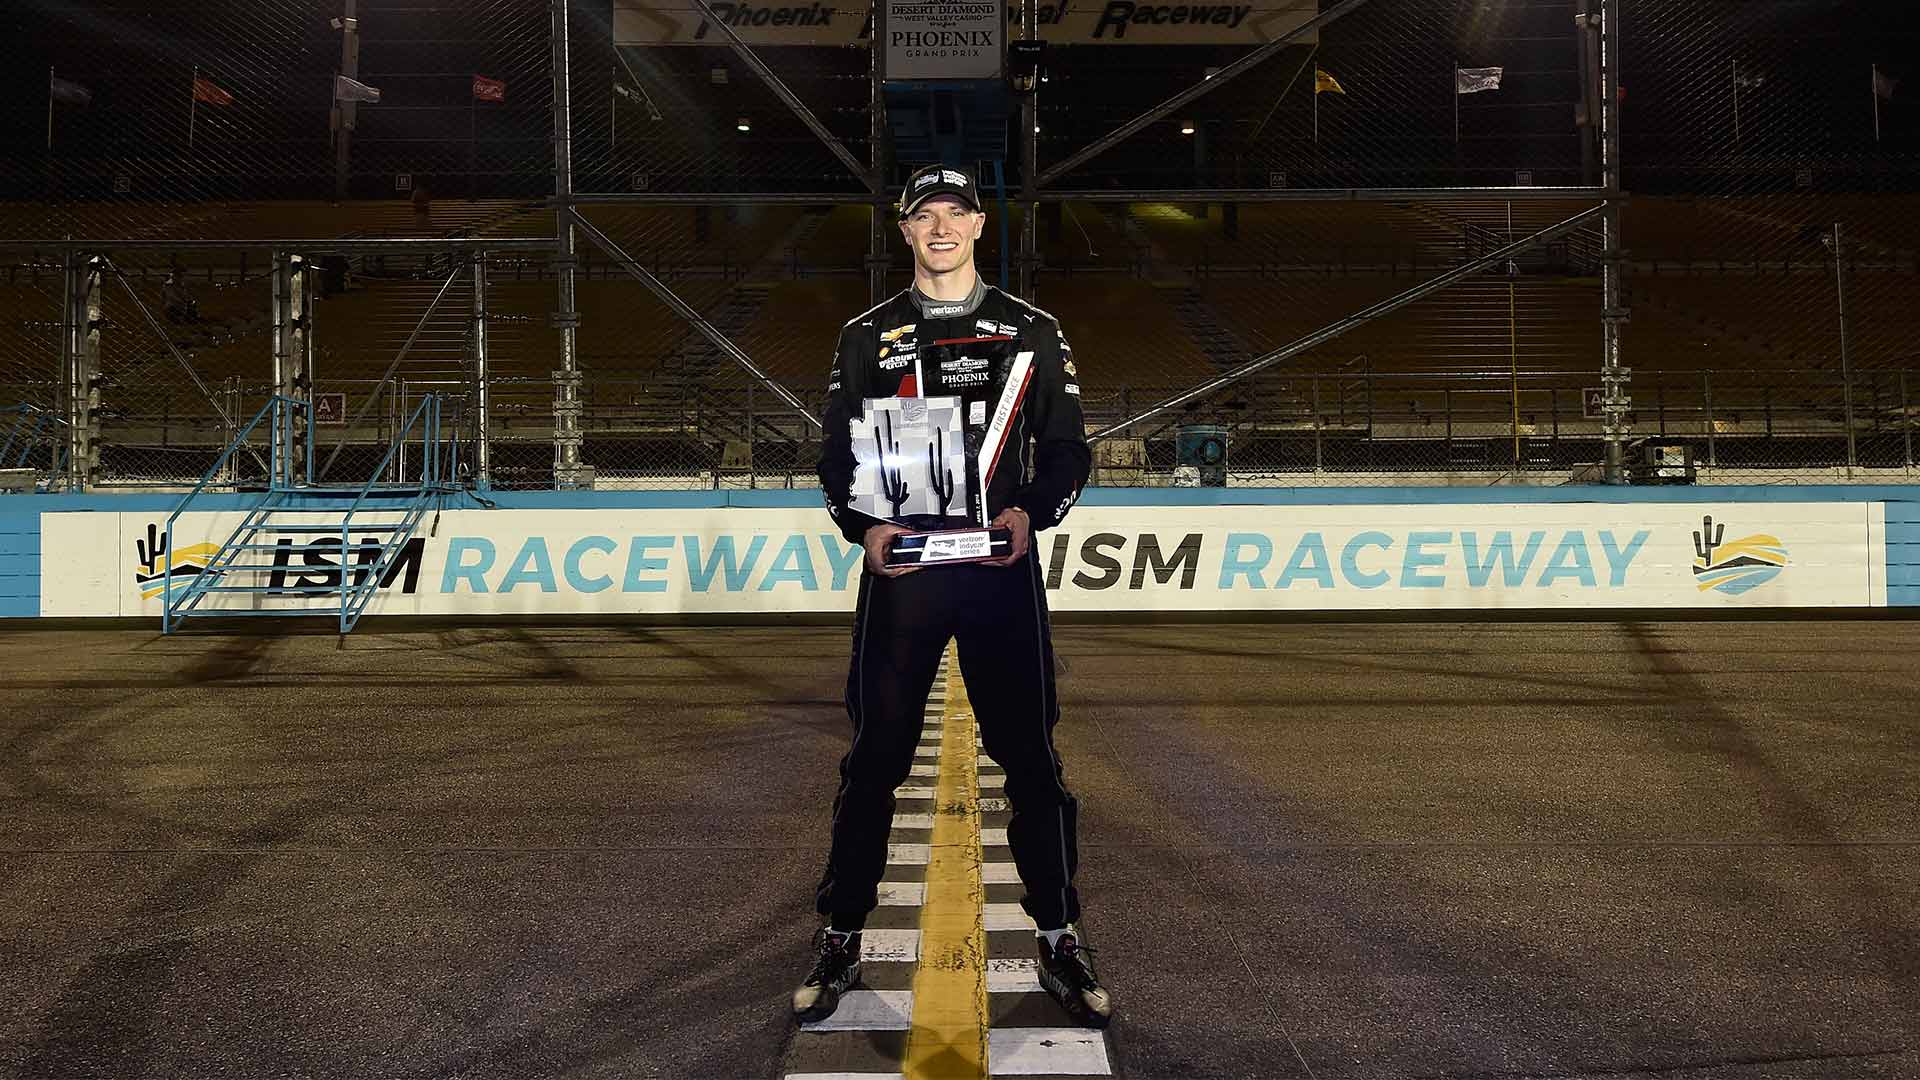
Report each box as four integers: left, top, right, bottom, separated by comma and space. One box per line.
1180, 119, 1195, 135
1204, 66, 1221, 80
736, 116, 751, 132
1034, 124, 1041, 134
710, 65, 729, 85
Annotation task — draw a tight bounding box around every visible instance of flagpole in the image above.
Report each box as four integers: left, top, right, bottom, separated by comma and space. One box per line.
1508, 200, 1519, 470
1454, 66, 1460, 144
47, 67, 55, 152
1313, 75, 1318, 143
190, 66, 199, 152
1873, 64, 1882, 143
1731, 60, 1739, 146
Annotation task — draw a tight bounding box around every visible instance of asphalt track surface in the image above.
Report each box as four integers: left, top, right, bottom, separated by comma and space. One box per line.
1, 619, 1917, 1080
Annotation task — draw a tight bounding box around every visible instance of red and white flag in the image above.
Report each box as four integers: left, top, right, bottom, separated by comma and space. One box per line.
192, 74, 233, 106
472, 75, 506, 103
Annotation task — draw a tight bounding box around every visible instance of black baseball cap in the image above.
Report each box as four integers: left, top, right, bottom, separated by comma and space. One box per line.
898, 164, 981, 219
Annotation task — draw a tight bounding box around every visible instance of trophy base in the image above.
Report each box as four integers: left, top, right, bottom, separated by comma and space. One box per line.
886, 526, 1013, 567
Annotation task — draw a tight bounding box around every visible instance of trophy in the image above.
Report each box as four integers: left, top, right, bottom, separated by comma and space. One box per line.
849, 350, 1035, 567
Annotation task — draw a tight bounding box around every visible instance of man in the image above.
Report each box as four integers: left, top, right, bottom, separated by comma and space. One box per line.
794, 163, 1111, 1029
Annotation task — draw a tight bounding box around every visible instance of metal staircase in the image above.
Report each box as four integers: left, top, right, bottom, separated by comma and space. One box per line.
161, 393, 458, 634
1, 404, 68, 492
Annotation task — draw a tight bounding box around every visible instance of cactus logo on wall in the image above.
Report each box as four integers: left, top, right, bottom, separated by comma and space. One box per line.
133, 523, 220, 601
1691, 515, 1788, 595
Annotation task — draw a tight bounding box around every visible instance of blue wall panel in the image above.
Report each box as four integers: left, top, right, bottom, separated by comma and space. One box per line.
0, 510, 41, 617
1885, 499, 1920, 607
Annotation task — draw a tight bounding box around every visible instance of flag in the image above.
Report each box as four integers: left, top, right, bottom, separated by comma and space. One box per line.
192, 74, 234, 106
333, 74, 381, 103
612, 76, 662, 121
1456, 66, 1503, 95
1874, 65, 1899, 100
1314, 68, 1345, 95
49, 75, 92, 107
472, 75, 506, 103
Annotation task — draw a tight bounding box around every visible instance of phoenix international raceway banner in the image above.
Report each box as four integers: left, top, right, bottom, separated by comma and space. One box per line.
39, 502, 1888, 617
613, 0, 1319, 46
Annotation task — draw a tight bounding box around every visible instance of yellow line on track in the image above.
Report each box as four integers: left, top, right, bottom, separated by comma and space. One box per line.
903, 644, 989, 1080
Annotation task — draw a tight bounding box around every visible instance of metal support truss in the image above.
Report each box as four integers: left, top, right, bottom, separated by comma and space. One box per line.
472, 250, 492, 486
1090, 204, 1609, 440
688, 0, 875, 192
104, 262, 258, 470
1018, 0, 1040, 298
272, 253, 315, 483
551, 0, 586, 488
1038, 0, 1373, 188
565, 209, 821, 431
317, 260, 466, 481
1594, 0, 1630, 483
563, 187, 1613, 207
868, 0, 890, 305
59, 252, 101, 490
0, 238, 556, 254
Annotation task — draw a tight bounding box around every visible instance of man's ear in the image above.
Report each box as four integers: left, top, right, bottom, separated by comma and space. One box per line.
898, 220, 913, 244
973, 213, 987, 239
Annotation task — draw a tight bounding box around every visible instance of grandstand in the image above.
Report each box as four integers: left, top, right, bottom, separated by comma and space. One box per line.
2, 0, 1915, 489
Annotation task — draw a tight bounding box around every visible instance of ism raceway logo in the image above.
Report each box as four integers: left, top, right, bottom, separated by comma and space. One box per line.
133, 523, 424, 601
1691, 515, 1788, 595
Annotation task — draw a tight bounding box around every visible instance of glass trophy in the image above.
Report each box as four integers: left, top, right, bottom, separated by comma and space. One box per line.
849, 351, 1034, 567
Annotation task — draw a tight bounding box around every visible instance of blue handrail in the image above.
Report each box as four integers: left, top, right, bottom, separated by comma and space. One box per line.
161, 395, 309, 632
338, 393, 449, 629
160, 392, 461, 633
2, 403, 69, 477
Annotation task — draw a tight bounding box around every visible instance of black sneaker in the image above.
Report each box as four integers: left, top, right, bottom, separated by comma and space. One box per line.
792, 928, 862, 1023
1037, 931, 1113, 1029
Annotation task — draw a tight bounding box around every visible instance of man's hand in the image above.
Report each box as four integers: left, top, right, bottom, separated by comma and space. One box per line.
982, 506, 1032, 567
863, 523, 922, 577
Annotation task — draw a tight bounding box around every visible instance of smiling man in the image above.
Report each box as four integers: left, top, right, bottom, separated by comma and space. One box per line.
796, 163, 1109, 1029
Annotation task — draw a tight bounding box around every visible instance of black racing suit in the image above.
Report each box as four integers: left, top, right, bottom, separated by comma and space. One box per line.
815, 280, 1092, 930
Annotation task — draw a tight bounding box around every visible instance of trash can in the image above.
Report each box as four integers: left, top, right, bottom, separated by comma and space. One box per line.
1174, 424, 1229, 487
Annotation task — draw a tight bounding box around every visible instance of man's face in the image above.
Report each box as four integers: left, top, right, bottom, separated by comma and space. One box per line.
899, 196, 985, 275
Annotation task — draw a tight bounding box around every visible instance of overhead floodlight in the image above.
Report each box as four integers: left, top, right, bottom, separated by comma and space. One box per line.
1180, 119, 1196, 135
736, 116, 751, 132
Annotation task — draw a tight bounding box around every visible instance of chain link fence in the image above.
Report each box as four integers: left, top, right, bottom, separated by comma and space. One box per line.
2, 0, 1914, 491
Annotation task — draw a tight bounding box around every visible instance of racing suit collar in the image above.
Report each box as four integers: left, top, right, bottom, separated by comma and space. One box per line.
908, 277, 987, 321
